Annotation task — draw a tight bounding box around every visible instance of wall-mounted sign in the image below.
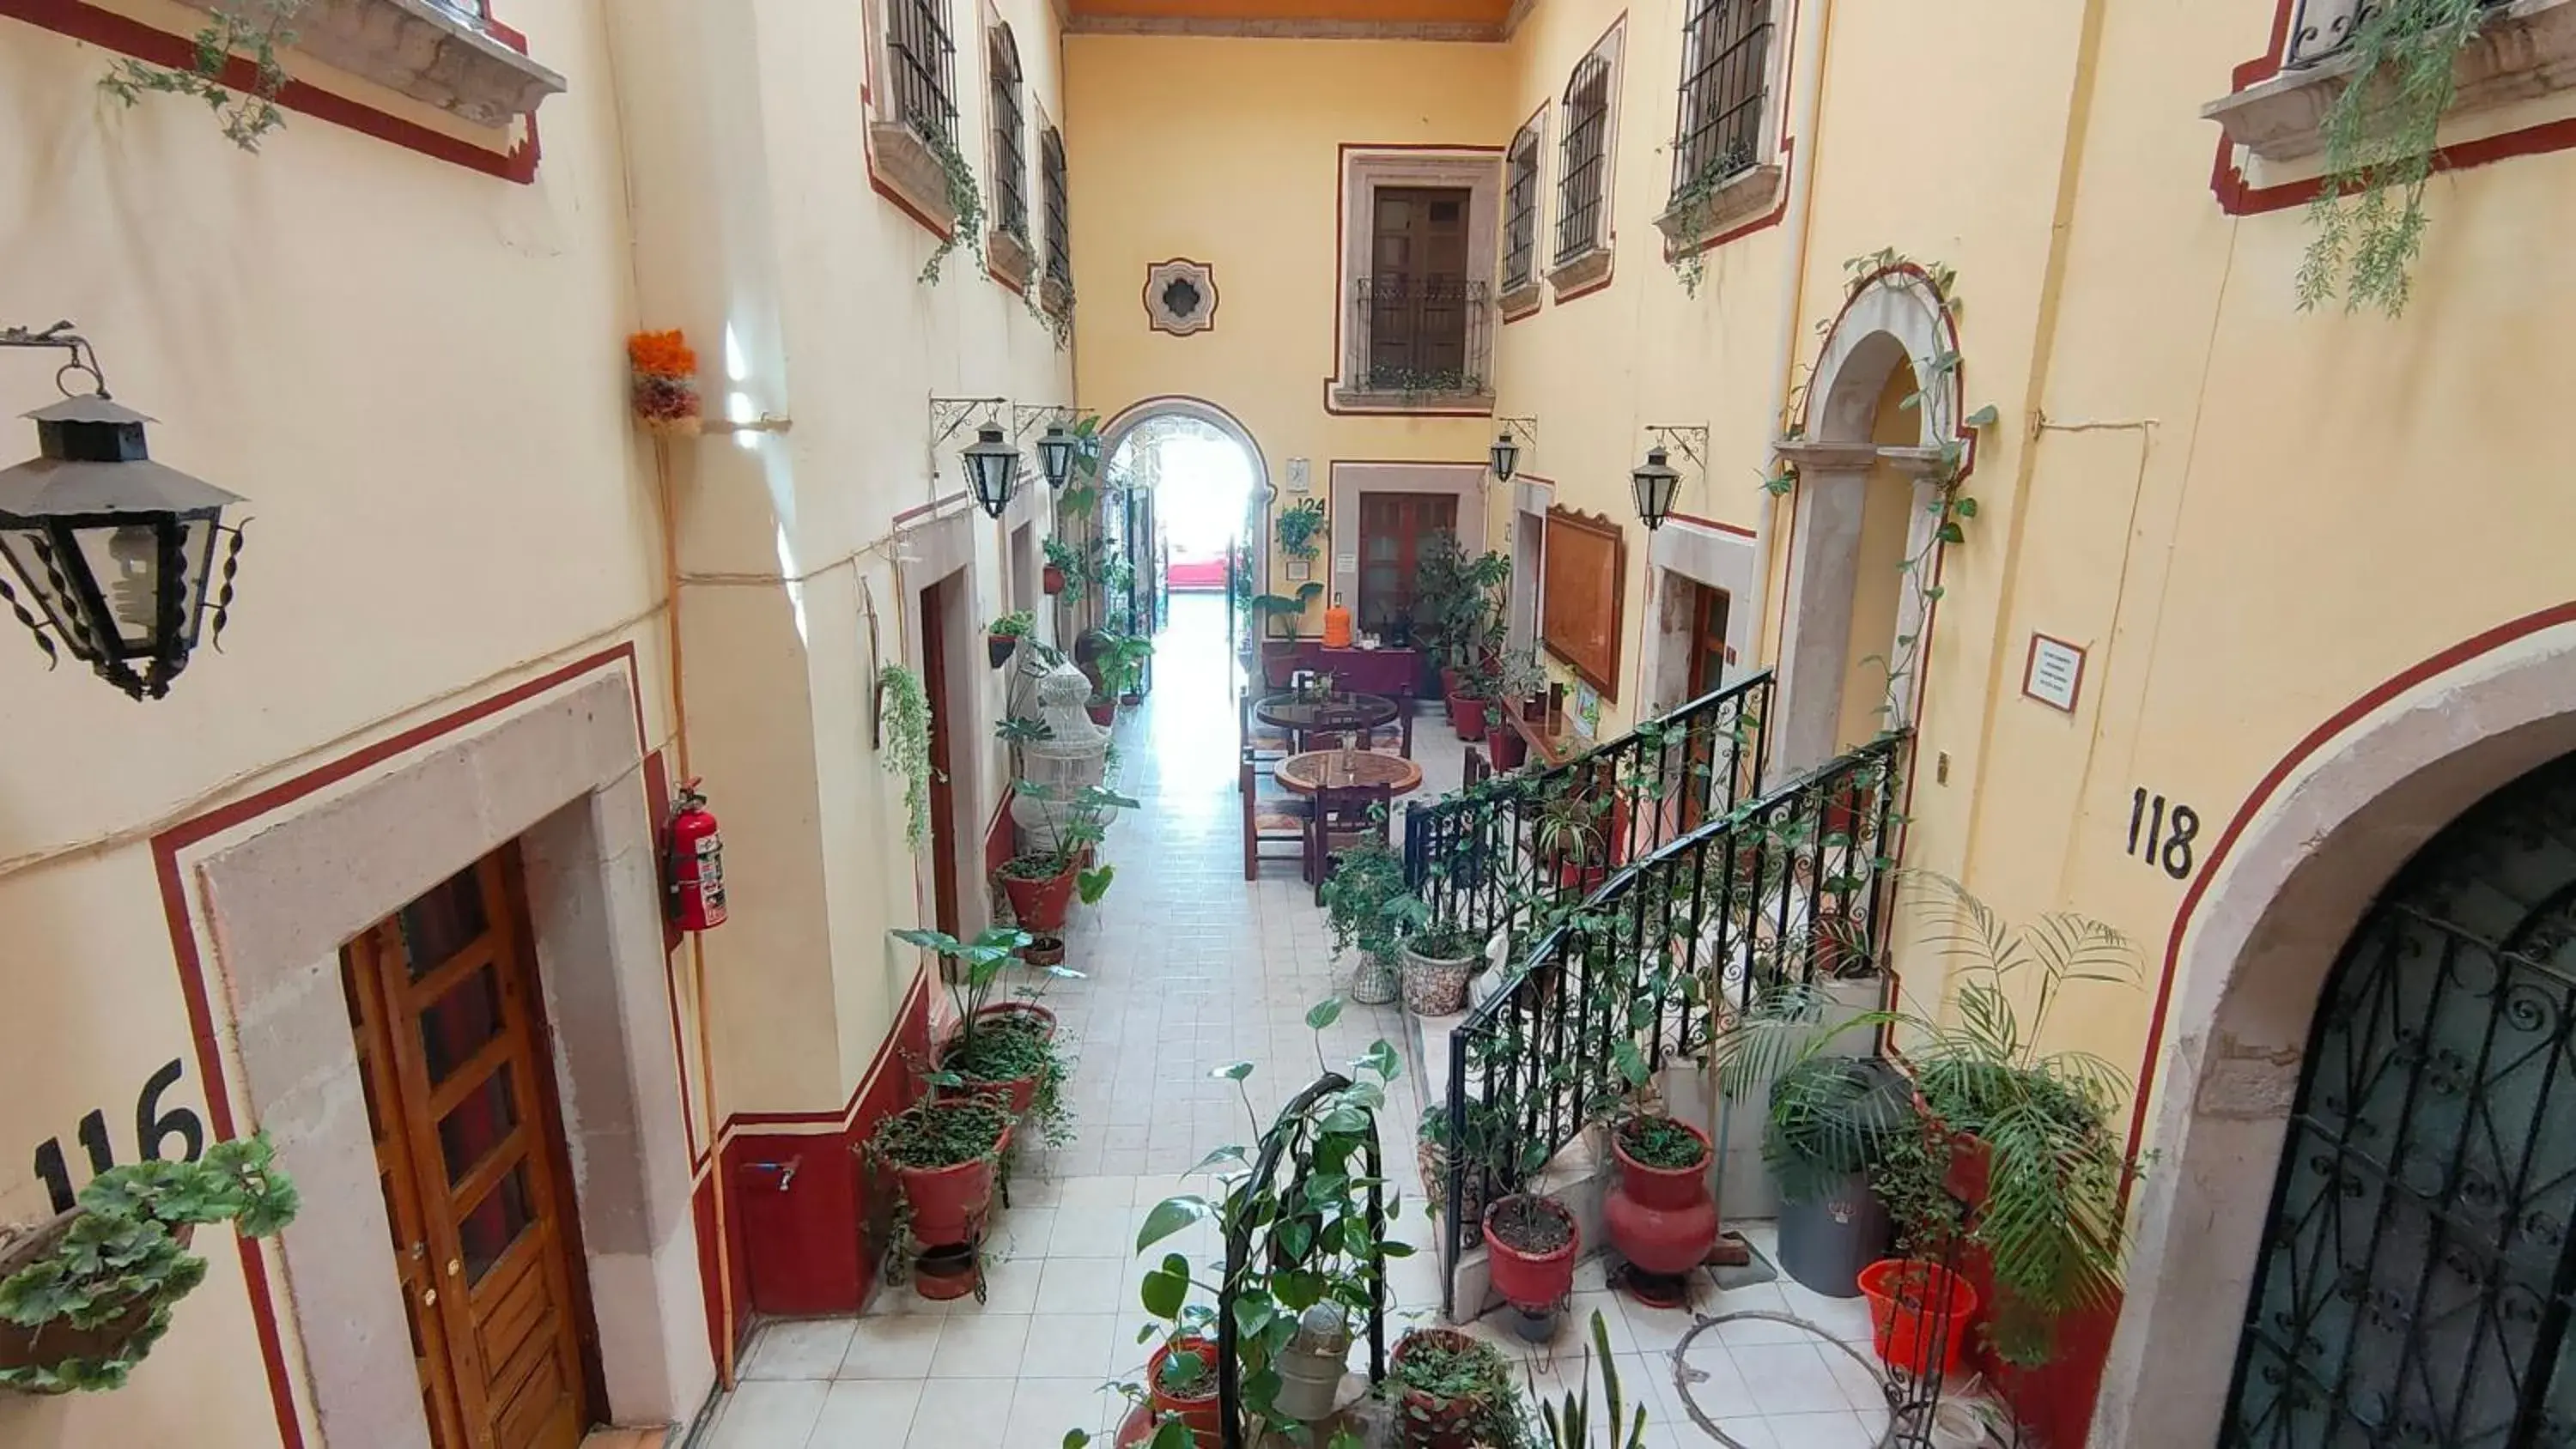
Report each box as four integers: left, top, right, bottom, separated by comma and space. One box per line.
1287, 458, 1310, 493
2021, 633, 2085, 712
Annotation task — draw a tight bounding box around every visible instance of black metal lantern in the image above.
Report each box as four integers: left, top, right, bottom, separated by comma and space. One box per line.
1631, 446, 1680, 532
0, 378, 248, 701
1035, 422, 1078, 491
962, 424, 1019, 519
1489, 429, 1520, 483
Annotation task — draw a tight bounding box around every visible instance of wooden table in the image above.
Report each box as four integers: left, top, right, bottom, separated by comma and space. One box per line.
1274, 749, 1425, 798
1256, 691, 1401, 752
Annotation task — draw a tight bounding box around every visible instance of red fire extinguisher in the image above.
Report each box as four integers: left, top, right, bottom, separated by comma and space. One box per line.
665, 779, 727, 931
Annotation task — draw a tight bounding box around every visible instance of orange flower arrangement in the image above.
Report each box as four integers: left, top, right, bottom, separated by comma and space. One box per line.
627, 329, 702, 434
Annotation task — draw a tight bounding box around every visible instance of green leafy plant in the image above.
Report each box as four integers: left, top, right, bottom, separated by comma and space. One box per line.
98, 0, 307, 152
989, 610, 1036, 640
893, 925, 1086, 1149
1318, 822, 1431, 968
0, 1135, 300, 1393
1004, 781, 1139, 883
1662, 135, 1759, 298
878, 664, 935, 853
996, 713, 1054, 747
1044, 537, 1087, 602
1092, 628, 1154, 701
1274, 499, 1327, 561
1248, 582, 1323, 642
2298, 0, 2494, 316
1533, 1311, 1647, 1449
915, 122, 988, 286
1392, 1329, 1529, 1447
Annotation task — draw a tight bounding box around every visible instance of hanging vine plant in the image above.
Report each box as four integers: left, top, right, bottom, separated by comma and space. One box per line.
2296, 0, 2494, 317
1663, 136, 1757, 299
878, 664, 935, 853
916, 124, 988, 287
97, 0, 309, 151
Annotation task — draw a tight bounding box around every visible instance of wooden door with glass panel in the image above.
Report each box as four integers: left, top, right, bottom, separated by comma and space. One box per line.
342, 849, 598, 1449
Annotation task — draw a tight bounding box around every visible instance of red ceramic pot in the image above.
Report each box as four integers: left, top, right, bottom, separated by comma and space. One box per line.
1146, 1337, 1224, 1446
894, 1114, 1011, 1247
1043, 565, 1066, 594
1086, 700, 1117, 727
1455, 700, 1487, 743
1391, 1329, 1485, 1449
1486, 721, 1528, 771
1603, 1118, 1717, 1276
999, 861, 1078, 931
942, 1004, 1059, 1115
912, 1242, 982, 1300
1482, 1197, 1578, 1313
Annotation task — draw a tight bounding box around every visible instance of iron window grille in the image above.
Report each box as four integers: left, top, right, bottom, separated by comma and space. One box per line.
989, 26, 1028, 239
1042, 128, 1072, 291
888, 0, 958, 142
1503, 126, 1541, 289
1557, 54, 1612, 265
1669, 0, 1771, 200
2284, 0, 2510, 67
1351, 276, 1492, 395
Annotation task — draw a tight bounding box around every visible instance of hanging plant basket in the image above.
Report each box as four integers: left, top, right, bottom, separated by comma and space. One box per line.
0, 1215, 192, 1393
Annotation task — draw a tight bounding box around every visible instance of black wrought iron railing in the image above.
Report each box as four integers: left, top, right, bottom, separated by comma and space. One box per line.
2284, 0, 2509, 68
1215, 1071, 1388, 1448
1437, 732, 1909, 1311
1403, 670, 1776, 949
1347, 276, 1492, 397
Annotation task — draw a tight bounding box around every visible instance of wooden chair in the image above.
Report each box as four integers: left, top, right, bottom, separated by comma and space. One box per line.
1462, 746, 1491, 788
1241, 749, 1309, 880
1364, 686, 1416, 760
1308, 783, 1394, 906
1239, 689, 1292, 791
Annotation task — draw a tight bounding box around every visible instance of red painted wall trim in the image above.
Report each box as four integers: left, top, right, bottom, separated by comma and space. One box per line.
149, 644, 648, 1449
2119, 600, 2576, 1193
870, 167, 961, 243
2, 0, 542, 183
2208, 0, 2576, 215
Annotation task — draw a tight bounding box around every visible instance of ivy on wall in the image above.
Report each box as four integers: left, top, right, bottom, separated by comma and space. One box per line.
97, 0, 308, 151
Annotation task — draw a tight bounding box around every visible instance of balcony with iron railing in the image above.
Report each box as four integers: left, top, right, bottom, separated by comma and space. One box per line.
1332, 276, 1495, 412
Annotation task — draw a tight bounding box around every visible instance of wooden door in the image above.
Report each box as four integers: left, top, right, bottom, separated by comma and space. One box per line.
1357, 493, 1460, 638
1686, 582, 1731, 699
1367, 186, 1471, 385
922, 573, 963, 935
342, 850, 600, 1449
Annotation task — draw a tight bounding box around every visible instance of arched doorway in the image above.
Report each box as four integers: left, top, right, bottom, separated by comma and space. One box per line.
2220, 750, 2576, 1445
2097, 609, 2576, 1446
1770, 267, 1969, 773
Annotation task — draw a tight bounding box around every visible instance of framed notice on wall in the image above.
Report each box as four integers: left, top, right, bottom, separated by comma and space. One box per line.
2022, 633, 2086, 712
1540, 506, 1625, 701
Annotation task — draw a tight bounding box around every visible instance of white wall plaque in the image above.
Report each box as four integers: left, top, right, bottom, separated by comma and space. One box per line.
1288, 458, 1310, 493
2022, 633, 2086, 713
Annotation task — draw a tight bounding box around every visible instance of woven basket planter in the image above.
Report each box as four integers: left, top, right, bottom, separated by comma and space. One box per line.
1351, 952, 1400, 1005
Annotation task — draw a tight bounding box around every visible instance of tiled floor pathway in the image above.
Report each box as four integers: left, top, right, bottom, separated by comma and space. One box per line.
702, 596, 1899, 1448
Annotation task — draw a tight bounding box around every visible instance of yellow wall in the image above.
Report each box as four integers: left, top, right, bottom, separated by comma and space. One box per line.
1064, 33, 1515, 621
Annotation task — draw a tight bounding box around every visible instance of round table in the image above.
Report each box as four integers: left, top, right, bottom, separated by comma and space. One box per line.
1274, 748, 1425, 799
1255, 691, 1400, 751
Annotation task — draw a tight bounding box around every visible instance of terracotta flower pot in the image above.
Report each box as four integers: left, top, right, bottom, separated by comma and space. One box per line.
1146, 1336, 1224, 1446
1024, 934, 1066, 968
1043, 565, 1066, 595
1085, 700, 1116, 727
1391, 1328, 1488, 1449
0, 1214, 194, 1388
1603, 1117, 1717, 1276
942, 1004, 1059, 1115
999, 860, 1078, 932
1486, 722, 1528, 771
1454, 700, 1486, 743
912, 1242, 982, 1300
892, 1117, 1011, 1247
1483, 1196, 1578, 1314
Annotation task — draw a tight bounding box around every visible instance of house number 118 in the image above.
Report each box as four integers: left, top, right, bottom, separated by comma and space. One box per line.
2127, 787, 2201, 881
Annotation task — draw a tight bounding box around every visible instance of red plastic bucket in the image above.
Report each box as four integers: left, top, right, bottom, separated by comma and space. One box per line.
1858, 1258, 1980, 1377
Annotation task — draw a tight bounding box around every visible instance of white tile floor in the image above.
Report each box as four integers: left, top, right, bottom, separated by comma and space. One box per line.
702, 597, 1906, 1447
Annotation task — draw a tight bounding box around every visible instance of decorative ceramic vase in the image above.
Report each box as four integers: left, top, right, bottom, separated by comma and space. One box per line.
1400, 942, 1475, 1016
1602, 1118, 1717, 1276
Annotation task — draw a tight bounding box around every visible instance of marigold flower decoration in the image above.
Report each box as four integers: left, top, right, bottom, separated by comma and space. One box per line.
627, 329, 702, 435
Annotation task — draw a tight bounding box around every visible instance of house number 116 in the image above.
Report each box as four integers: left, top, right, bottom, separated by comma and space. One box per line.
28, 1058, 205, 1214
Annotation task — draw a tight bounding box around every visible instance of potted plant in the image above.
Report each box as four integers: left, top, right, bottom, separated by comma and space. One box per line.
1095, 627, 1155, 707
1535, 785, 1612, 893
1275, 498, 1327, 581
1533, 1311, 1649, 1448
1, 1135, 299, 1394
1249, 583, 1323, 649
865, 1094, 1012, 1254
1599, 1049, 1718, 1284
1763, 1053, 1909, 1296
1023, 931, 1065, 967
1481, 655, 1530, 769
987, 609, 1034, 668
997, 781, 1133, 932
1043, 537, 1083, 599
1400, 919, 1482, 1017
892, 925, 1082, 1145
1389, 1326, 1520, 1449
1271, 1303, 1352, 1422
1483, 1194, 1578, 1339
1317, 824, 1413, 1006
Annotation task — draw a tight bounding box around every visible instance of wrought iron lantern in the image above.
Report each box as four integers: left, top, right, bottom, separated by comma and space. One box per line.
1631, 446, 1680, 532
1035, 422, 1078, 491
0, 324, 247, 701
962, 424, 1020, 519
1489, 429, 1519, 484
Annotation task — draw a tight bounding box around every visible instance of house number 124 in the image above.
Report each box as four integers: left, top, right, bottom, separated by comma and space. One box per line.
2127, 788, 2201, 881
28, 1058, 205, 1214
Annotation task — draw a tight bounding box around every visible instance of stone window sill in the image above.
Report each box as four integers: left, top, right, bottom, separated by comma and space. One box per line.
1546, 246, 1613, 299
1498, 279, 1544, 318
1653, 163, 1784, 253
1040, 276, 1074, 317
2203, 0, 2576, 162
990, 228, 1038, 289
1329, 385, 1498, 414
177, 0, 564, 126
871, 120, 961, 235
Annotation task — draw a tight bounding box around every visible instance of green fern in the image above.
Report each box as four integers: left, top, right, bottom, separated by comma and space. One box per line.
2297, 0, 2491, 316
878, 664, 934, 852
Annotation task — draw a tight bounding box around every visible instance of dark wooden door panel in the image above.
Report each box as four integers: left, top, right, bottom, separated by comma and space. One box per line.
1369, 186, 1471, 381
1356, 493, 1459, 636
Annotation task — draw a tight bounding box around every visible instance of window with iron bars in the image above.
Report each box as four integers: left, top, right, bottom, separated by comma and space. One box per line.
1669, 0, 1771, 201
1042, 128, 1072, 293
1557, 55, 1612, 264
1503, 126, 1541, 289
989, 26, 1027, 239
887, 0, 958, 141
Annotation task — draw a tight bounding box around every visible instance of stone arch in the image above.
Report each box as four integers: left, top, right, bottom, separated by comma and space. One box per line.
1096, 394, 1273, 625
1770, 268, 1966, 771
2094, 606, 2576, 1447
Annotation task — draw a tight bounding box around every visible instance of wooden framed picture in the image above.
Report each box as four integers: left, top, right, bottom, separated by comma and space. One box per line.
1540, 506, 1625, 702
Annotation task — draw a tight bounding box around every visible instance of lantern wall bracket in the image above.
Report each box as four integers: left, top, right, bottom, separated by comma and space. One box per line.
930, 397, 1009, 449
1645, 424, 1707, 476
1011, 403, 1081, 441
0, 321, 110, 399
1497, 416, 1539, 452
